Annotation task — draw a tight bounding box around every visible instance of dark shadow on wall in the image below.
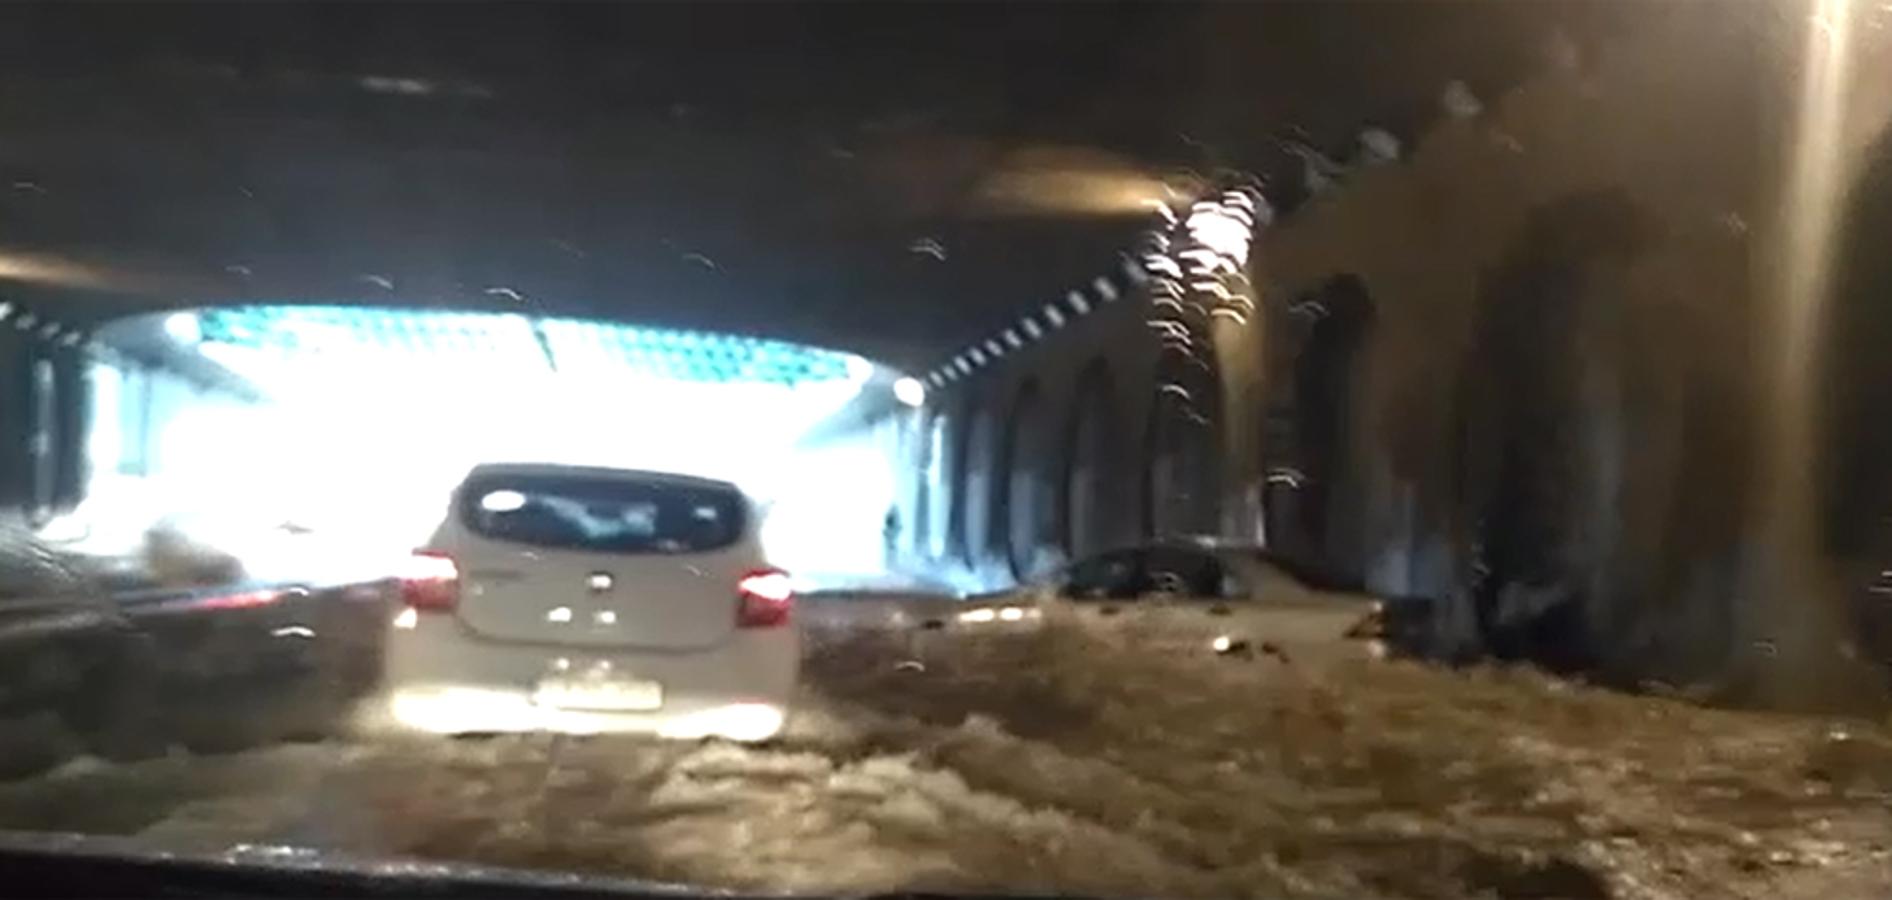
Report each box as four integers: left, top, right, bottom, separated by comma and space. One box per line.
1262, 275, 1375, 589
1442, 188, 1762, 688
1143, 339, 1224, 540
997, 379, 1054, 579
1063, 358, 1122, 561
958, 401, 1000, 571
945, 395, 977, 565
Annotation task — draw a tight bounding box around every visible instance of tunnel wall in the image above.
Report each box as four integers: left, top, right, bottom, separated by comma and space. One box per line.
1254, 10, 1889, 680
1249, 16, 1777, 676
0, 310, 92, 519
64, 346, 278, 557
0, 297, 272, 540
891, 276, 1164, 591
889, 8, 1892, 685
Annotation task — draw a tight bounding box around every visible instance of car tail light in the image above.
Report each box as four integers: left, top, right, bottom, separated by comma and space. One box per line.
737, 567, 793, 628
401, 549, 460, 612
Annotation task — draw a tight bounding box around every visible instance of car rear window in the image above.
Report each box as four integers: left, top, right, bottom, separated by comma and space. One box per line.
458, 473, 746, 554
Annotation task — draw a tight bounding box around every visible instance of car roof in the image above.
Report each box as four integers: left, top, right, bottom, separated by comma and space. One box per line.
460, 463, 742, 493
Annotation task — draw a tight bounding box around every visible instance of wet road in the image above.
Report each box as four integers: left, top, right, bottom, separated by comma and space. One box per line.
1, 608, 1889, 899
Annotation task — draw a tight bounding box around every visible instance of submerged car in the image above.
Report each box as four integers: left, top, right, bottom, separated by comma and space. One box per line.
2, 519, 388, 772
384, 463, 797, 742
955, 540, 1385, 660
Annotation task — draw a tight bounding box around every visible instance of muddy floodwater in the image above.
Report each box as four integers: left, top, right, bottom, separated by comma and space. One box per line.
2, 614, 1888, 900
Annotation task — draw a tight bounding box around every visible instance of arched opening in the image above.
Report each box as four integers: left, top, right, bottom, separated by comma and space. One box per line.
1064, 360, 1119, 560
998, 381, 1055, 579
957, 402, 999, 566
946, 398, 975, 563
0, 335, 78, 522
1457, 190, 1653, 675
1143, 347, 1223, 540
1262, 274, 1375, 580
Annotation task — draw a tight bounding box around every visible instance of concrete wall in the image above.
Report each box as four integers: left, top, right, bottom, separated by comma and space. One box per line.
892, 280, 1163, 591
0, 315, 90, 516
889, 7, 1892, 686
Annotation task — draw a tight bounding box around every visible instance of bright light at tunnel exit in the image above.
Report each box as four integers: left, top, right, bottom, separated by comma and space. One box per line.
89, 308, 901, 579
163, 311, 201, 343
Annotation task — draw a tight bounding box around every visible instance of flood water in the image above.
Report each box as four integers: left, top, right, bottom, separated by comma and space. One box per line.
3, 612, 1888, 900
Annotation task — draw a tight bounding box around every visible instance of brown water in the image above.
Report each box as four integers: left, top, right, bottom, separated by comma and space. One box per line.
3, 615, 1890, 899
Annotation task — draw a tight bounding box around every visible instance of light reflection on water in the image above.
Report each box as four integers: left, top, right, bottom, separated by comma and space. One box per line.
1750, 0, 1873, 698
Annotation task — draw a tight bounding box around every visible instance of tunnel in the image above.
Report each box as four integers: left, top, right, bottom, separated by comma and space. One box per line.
6, 6, 1892, 897
1, 0, 1887, 704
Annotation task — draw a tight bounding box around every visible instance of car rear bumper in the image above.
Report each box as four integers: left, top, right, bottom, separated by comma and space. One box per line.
381, 616, 797, 741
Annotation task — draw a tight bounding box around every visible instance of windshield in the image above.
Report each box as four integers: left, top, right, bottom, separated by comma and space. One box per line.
4, 2, 1892, 898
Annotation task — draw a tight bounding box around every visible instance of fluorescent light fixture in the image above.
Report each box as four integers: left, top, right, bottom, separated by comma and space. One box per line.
893, 376, 926, 407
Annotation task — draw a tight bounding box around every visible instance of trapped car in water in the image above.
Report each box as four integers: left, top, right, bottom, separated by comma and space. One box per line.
384, 464, 797, 741
955, 540, 1387, 661
1, 518, 389, 773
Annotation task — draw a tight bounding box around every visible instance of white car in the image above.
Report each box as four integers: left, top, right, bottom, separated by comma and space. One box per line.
383, 463, 797, 742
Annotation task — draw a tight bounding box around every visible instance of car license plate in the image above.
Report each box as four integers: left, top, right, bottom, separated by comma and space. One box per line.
533, 677, 663, 712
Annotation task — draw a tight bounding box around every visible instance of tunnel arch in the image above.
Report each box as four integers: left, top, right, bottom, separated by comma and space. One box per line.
1454, 188, 1669, 675
996, 379, 1057, 580
951, 397, 1000, 568
1063, 358, 1121, 560
1142, 342, 1224, 540
1262, 274, 1376, 581
944, 397, 974, 563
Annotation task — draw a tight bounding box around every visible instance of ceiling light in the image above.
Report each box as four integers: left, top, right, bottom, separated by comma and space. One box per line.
893, 377, 926, 407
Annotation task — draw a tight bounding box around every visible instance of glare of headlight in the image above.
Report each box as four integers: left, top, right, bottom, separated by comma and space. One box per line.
844, 356, 875, 385
958, 607, 997, 624
998, 606, 1025, 622
1211, 634, 1233, 653
392, 607, 419, 630
547, 606, 573, 623
893, 376, 926, 408
480, 489, 527, 512
595, 610, 617, 625
164, 311, 202, 344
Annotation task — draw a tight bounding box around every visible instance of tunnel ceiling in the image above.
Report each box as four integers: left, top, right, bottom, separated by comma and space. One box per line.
0, 2, 1622, 368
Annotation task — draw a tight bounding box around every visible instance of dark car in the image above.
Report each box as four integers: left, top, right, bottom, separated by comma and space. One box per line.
957, 540, 1387, 660
0, 522, 393, 776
